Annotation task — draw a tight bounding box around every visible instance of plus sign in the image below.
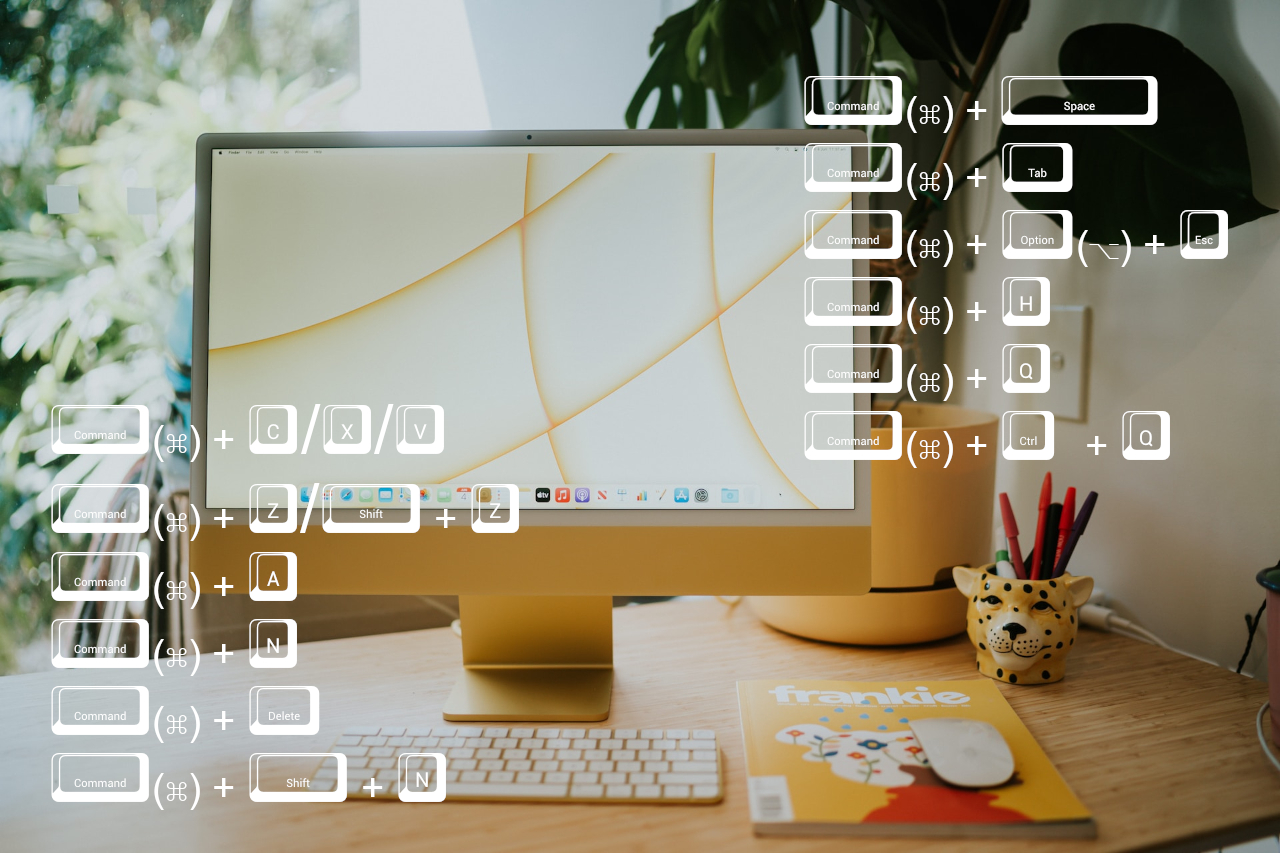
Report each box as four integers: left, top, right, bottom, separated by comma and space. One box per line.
215, 578, 233, 596
214, 711, 233, 730
1087, 437, 1107, 455
215, 510, 233, 527
436, 508, 455, 529
967, 235, 986, 254
215, 644, 234, 662
968, 436, 986, 455
214, 430, 234, 449
215, 779, 233, 797
968, 302, 986, 321
968, 369, 986, 388
967, 100, 986, 120
1145, 235, 1165, 254
363, 777, 383, 797
967, 168, 986, 187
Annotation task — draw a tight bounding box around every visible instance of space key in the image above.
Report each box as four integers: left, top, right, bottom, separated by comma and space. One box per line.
448, 783, 569, 798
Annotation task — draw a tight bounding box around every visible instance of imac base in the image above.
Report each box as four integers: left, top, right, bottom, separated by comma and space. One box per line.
443, 595, 614, 721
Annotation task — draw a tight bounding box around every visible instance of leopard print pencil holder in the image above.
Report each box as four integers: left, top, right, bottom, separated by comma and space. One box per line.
953, 565, 1094, 685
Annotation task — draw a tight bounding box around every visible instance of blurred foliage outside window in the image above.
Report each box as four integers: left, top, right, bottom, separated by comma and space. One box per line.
0, 0, 358, 671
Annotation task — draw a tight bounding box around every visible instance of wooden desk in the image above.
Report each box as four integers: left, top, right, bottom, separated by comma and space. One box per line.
4, 598, 1278, 852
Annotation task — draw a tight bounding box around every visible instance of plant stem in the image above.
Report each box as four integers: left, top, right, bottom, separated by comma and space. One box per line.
904, 0, 1015, 231
791, 0, 822, 113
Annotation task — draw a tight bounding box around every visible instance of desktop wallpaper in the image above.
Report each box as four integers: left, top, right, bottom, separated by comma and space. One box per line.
206, 147, 857, 509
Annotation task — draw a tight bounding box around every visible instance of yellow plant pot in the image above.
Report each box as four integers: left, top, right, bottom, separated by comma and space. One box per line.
749, 402, 998, 646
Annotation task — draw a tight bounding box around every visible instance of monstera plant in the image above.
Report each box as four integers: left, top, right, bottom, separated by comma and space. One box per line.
628, 2, 1275, 247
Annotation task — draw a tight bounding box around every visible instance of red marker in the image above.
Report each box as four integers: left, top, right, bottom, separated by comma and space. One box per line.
998, 492, 1027, 579
1030, 472, 1052, 579
1054, 486, 1076, 572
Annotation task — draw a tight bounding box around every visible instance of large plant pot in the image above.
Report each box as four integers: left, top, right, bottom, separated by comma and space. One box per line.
749, 402, 998, 645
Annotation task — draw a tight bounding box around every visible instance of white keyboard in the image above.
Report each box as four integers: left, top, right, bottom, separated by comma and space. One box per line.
319, 725, 723, 803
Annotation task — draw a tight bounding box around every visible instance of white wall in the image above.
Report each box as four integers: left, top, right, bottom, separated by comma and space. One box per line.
948, 0, 1280, 675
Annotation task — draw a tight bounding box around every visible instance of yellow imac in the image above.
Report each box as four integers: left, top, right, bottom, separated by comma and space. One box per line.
190, 130, 874, 721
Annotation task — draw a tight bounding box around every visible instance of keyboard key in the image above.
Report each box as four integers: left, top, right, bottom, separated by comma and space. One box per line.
377, 768, 397, 780
368, 747, 394, 758
555, 749, 582, 761
692, 750, 716, 761
335, 746, 367, 757
505, 760, 531, 772
479, 759, 504, 771
666, 729, 689, 740
664, 784, 691, 798
461, 770, 487, 782
465, 738, 493, 748
610, 749, 636, 761
636, 784, 662, 799
658, 773, 718, 785
335, 735, 361, 746
533, 760, 559, 772
640, 729, 663, 739
652, 739, 676, 750
587, 729, 611, 739
510, 727, 534, 738
616, 762, 641, 773
599, 738, 623, 749
431, 726, 458, 737
643, 761, 670, 773
347, 726, 381, 736
570, 784, 603, 798
369, 758, 394, 769
560, 760, 586, 772
629, 772, 655, 785
667, 749, 690, 761
456, 726, 484, 737
678, 740, 704, 750
445, 770, 459, 782
601, 772, 626, 785
693, 785, 719, 799
445, 747, 474, 759
502, 748, 529, 760
584, 750, 609, 761
614, 729, 637, 739
606, 784, 633, 798
588, 761, 613, 772
672, 761, 717, 773
545, 771, 571, 783
625, 739, 649, 750
546, 738, 571, 749
571, 739, 596, 750
406, 727, 435, 737
439, 737, 465, 748
535, 728, 560, 738
561, 728, 586, 739
361, 736, 388, 746
476, 749, 501, 760
452, 759, 477, 771
380, 727, 406, 737
693, 730, 715, 740
348, 757, 369, 769
572, 772, 599, 784
519, 739, 545, 750
638, 750, 662, 761
413, 737, 441, 747
483, 727, 509, 738
516, 771, 542, 784
453, 783, 569, 798
488, 771, 515, 783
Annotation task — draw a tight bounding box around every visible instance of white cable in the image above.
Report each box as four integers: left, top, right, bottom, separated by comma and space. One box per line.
1080, 603, 1218, 666
1259, 703, 1280, 774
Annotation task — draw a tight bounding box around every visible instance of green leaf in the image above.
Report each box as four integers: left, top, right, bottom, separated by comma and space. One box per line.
998, 24, 1275, 244
941, 0, 1029, 64
846, 0, 969, 89
625, 6, 709, 128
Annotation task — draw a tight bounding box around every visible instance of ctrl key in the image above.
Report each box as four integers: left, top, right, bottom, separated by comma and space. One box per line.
51, 753, 149, 802
251, 753, 347, 802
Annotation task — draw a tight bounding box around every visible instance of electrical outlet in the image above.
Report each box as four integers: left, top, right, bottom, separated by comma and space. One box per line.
1039, 305, 1090, 421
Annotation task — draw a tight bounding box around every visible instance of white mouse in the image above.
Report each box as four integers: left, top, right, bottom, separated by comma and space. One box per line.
907, 718, 1015, 789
